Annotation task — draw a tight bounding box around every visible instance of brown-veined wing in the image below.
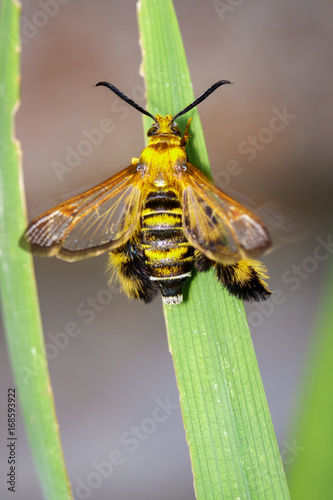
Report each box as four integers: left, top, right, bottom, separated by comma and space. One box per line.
24, 163, 143, 261
182, 163, 271, 264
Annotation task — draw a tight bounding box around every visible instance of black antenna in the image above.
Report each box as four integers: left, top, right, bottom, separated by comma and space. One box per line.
172, 80, 232, 120
96, 81, 157, 122
96, 80, 231, 123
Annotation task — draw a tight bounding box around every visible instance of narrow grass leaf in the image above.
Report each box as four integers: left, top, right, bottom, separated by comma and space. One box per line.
137, 1, 290, 498
0, 2, 72, 499
287, 256, 333, 499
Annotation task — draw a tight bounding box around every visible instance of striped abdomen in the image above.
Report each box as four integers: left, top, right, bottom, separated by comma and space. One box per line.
140, 190, 194, 305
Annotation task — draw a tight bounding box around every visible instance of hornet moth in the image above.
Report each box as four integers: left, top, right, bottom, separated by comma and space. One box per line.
24, 80, 272, 305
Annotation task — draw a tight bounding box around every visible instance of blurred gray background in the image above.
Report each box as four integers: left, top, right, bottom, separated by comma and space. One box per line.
1, 0, 332, 499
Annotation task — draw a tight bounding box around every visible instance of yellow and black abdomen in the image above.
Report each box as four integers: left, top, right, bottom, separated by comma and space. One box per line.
140, 189, 194, 305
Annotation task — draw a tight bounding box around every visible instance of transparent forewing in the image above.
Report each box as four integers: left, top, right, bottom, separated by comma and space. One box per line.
25, 163, 143, 261
182, 164, 271, 264
222, 185, 308, 244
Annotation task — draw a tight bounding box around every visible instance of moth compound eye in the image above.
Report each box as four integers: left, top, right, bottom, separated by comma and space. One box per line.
170, 123, 181, 136
172, 127, 181, 137
147, 125, 159, 137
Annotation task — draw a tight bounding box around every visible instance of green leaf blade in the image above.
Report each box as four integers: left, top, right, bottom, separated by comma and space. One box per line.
287, 258, 333, 499
137, 1, 290, 498
0, 2, 72, 499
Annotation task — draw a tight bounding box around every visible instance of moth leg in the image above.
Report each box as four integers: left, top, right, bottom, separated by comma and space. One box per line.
107, 238, 159, 303
194, 251, 213, 273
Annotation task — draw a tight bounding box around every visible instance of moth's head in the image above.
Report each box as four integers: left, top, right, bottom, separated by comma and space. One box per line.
147, 115, 182, 138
